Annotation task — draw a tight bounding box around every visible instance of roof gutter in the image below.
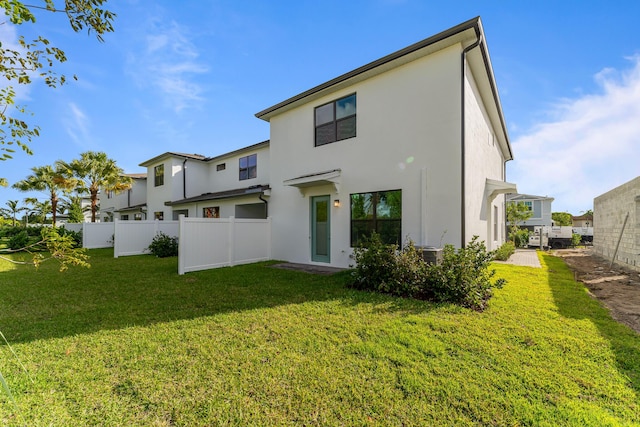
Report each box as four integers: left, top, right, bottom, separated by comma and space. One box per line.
460, 27, 482, 248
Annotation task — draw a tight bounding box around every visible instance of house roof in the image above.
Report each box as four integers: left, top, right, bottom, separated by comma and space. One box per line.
138, 141, 270, 168
254, 16, 512, 161
506, 193, 555, 202
139, 152, 208, 167
115, 203, 147, 212
164, 185, 270, 206
124, 173, 147, 180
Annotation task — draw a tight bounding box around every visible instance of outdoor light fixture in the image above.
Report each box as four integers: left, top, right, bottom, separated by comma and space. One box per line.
334, 199, 341, 207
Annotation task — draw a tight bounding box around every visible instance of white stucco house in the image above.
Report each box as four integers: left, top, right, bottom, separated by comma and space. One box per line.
138, 141, 270, 221
100, 173, 148, 222
255, 16, 515, 268
506, 193, 554, 230
97, 17, 516, 270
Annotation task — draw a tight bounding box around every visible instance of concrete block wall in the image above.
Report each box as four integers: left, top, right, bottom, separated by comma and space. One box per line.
593, 176, 640, 272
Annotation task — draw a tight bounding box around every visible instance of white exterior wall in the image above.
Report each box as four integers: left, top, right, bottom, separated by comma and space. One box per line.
464, 65, 508, 249
206, 147, 270, 193
268, 45, 463, 268
98, 178, 147, 221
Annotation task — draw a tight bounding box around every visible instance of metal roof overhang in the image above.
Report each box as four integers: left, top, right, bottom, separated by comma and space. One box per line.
283, 169, 341, 195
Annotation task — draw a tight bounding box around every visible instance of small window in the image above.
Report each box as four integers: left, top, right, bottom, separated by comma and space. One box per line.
106, 190, 114, 199
154, 164, 164, 187
154, 211, 164, 221
216, 163, 226, 171
350, 189, 401, 246
203, 207, 220, 218
134, 213, 142, 221
121, 214, 129, 221
315, 94, 356, 146
239, 154, 257, 181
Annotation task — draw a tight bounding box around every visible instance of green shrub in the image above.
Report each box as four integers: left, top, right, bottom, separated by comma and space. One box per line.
8, 230, 31, 250
57, 227, 82, 248
422, 236, 506, 311
147, 232, 178, 257
509, 229, 530, 248
349, 234, 505, 311
571, 233, 582, 247
493, 241, 516, 261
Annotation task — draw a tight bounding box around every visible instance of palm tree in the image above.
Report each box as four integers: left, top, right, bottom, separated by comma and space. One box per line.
0, 200, 26, 227
24, 197, 52, 225
57, 151, 132, 222
58, 195, 87, 223
13, 164, 73, 226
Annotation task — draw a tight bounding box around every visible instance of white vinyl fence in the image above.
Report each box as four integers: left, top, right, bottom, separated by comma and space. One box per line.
178, 216, 271, 275
66, 222, 115, 249
114, 219, 179, 257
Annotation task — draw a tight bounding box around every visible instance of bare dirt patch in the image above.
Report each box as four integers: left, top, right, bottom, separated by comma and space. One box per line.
554, 247, 640, 334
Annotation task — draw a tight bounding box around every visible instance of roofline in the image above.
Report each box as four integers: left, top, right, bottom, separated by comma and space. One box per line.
139, 152, 207, 167
139, 141, 270, 168
205, 140, 269, 164
255, 17, 482, 120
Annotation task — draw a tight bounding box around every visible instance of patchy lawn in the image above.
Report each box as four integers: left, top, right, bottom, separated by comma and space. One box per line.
1, 249, 638, 426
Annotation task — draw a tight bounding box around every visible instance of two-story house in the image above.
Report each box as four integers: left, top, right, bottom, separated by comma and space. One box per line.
138, 141, 270, 220
256, 16, 515, 268
506, 193, 554, 230
99, 173, 147, 222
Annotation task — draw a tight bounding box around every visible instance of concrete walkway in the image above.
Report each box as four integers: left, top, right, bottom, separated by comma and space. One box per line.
494, 249, 542, 268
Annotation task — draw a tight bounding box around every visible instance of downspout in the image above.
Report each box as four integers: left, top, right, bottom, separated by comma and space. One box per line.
460, 30, 482, 248
182, 159, 188, 199
259, 192, 269, 217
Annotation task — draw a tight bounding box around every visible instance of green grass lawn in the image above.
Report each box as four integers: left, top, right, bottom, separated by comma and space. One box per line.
1, 249, 639, 426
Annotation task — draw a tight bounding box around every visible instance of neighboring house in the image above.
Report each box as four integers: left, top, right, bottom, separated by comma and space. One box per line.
593, 176, 640, 272
572, 212, 593, 228
255, 17, 515, 268
506, 193, 554, 230
138, 141, 270, 221
99, 173, 148, 222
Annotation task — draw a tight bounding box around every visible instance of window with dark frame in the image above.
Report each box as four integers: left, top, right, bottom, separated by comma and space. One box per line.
216, 163, 226, 171
154, 164, 164, 187
315, 94, 356, 146
203, 207, 220, 218
121, 214, 129, 221
239, 154, 257, 180
154, 211, 164, 220
350, 189, 402, 247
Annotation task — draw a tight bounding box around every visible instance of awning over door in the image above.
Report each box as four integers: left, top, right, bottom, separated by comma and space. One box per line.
283, 169, 341, 194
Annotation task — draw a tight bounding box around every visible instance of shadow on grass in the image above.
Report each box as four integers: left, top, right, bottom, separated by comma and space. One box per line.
0, 248, 434, 344
545, 253, 640, 395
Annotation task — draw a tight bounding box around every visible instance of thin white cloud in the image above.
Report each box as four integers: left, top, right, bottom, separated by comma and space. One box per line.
64, 102, 92, 148
127, 19, 209, 113
508, 56, 640, 213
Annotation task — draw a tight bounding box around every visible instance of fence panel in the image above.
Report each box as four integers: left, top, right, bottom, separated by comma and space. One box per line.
179, 216, 271, 274
82, 222, 115, 249
114, 220, 179, 257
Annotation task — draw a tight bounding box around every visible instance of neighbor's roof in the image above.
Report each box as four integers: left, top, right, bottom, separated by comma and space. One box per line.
254, 16, 511, 159
138, 141, 270, 168
139, 152, 208, 167
507, 193, 555, 202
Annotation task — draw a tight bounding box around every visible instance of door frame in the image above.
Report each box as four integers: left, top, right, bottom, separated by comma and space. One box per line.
310, 195, 331, 263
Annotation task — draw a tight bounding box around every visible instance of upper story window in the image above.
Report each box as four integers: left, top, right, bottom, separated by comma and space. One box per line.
315, 94, 356, 146
154, 164, 164, 187
239, 154, 257, 181
106, 190, 114, 199
216, 163, 226, 171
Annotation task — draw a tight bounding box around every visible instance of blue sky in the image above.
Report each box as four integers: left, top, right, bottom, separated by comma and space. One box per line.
1, 0, 639, 215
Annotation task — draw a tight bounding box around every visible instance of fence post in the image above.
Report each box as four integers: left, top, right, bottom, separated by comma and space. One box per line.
113, 219, 120, 258
178, 215, 185, 275
228, 216, 235, 267
266, 217, 272, 260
